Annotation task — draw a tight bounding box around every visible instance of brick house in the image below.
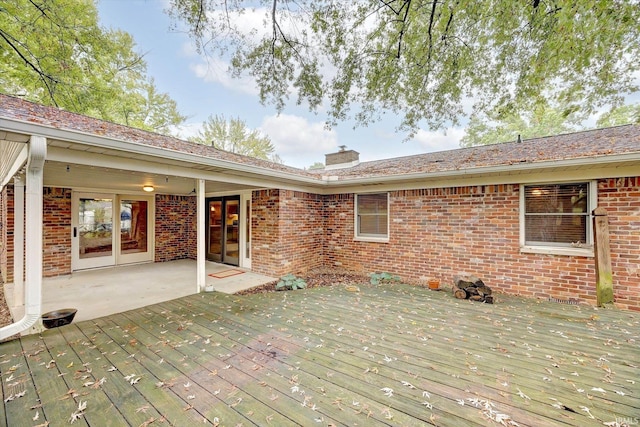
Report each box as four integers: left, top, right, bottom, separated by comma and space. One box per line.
1, 94, 639, 336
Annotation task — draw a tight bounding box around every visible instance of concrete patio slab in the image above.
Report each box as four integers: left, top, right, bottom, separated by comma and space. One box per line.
4, 260, 276, 328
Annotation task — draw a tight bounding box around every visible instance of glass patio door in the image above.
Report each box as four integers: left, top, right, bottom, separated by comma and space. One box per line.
207, 200, 223, 262
206, 196, 239, 265
74, 194, 116, 270
224, 199, 240, 265
118, 198, 152, 264
73, 193, 153, 270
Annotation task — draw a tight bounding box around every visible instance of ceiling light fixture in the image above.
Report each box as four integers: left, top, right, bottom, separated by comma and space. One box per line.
143, 185, 155, 192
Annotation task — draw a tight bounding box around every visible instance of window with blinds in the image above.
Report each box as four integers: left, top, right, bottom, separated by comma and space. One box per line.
524, 182, 590, 246
356, 193, 388, 239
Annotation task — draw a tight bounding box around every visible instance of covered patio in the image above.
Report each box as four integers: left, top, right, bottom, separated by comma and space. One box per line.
1, 100, 323, 340
4, 260, 276, 326
1, 283, 638, 426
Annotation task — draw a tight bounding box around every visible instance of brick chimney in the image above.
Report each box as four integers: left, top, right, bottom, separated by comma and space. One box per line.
325, 145, 359, 169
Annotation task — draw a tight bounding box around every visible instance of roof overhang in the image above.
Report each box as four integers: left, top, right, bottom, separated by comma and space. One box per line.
0, 116, 328, 194
319, 153, 640, 193
3, 116, 639, 196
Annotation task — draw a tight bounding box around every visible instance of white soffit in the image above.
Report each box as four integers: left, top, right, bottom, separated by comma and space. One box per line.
0, 139, 28, 188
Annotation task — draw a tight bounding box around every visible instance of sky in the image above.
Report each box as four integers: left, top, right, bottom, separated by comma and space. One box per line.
96, 0, 464, 169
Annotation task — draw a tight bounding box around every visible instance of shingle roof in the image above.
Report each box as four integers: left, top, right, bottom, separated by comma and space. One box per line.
2, 93, 639, 182
0, 94, 318, 178
314, 124, 640, 180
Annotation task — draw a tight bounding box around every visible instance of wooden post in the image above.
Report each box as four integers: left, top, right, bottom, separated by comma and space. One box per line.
592, 207, 614, 306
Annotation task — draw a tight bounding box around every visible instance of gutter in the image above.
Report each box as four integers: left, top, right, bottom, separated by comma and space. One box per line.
0, 136, 46, 340
2, 116, 639, 193
0, 117, 324, 187
320, 152, 640, 186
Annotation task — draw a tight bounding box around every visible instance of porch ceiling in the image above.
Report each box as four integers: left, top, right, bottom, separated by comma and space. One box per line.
44, 160, 255, 195
45, 138, 326, 194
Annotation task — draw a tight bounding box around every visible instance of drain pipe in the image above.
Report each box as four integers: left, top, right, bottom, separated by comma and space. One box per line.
0, 136, 46, 340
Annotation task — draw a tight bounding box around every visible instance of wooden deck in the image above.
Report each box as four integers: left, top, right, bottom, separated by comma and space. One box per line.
1, 283, 638, 426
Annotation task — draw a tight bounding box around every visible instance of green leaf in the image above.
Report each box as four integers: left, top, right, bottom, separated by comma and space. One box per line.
168, 0, 640, 135
0, 0, 186, 134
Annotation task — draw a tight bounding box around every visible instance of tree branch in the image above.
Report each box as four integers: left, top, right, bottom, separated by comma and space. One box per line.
0, 29, 58, 105
441, 0, 458, 46
395, 0, 412, 59
426, 0, 438, 65
270, 0, 306, 66
28, 0, 50, 19
380, 0, 401, 15
193, 0, 206, 35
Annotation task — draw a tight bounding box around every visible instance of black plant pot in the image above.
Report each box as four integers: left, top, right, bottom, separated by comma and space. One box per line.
42, 309, 77, 329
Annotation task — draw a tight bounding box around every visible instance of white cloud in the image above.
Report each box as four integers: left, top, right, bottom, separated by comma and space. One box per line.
180, 41, 198, 58
171, 121, 202, 141
189, 58, 259, 96
260, 114, 338, 165
185, 6, 340, 109
413, 127, 465, 152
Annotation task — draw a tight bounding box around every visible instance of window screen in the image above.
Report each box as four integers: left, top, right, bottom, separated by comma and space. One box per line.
524, 182, 590, 246
357, 193, 388, 238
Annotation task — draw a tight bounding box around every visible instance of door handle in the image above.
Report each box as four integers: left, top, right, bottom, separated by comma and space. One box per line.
73, 227, 77, 238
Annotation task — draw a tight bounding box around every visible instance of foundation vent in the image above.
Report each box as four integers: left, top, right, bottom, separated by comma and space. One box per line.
548, 297, 580, 305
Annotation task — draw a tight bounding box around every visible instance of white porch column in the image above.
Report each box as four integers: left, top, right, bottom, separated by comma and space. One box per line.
24, 135, 46, 330
13, 174, 25, 307
0, 135, 46, 340
196, 179, 206, 292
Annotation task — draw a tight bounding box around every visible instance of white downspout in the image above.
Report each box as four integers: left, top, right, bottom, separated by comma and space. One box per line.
0, 135, 46, 340
13, 174, 25, 308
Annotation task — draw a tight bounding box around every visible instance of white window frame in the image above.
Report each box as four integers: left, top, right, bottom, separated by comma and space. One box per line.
519, 180, 596, 257
354, 192, 390, 242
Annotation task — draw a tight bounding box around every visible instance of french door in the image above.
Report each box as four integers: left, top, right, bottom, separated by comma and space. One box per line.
72, 193, 154, 270
207, 196, 240, 265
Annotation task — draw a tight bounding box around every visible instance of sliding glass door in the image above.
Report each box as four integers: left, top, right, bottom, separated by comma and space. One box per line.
207, 196, 240, 265
73, 193, 153, 270
75, 195, 115, 269
118, 198, 151, 264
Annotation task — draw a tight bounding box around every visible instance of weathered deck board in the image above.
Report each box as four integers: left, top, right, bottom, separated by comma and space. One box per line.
89, 316, 223, 425
158, 288, 638, 427
128, 301, 386, 426
157, 295, 481, 426
107, 309, 302, 426
1, 283, 638, 426
285, 287, 639, 411
171, 292, 564, 426
0, 336, 53, 427
57, 323, 166, 426
141, 299, 412, 426
38, 326, 129, 426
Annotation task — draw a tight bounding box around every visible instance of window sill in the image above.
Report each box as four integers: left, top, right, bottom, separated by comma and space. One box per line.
520, 245, 594, 258
354, 236, 389, 243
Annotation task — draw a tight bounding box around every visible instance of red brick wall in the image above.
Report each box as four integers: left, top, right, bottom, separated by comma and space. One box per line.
325, 186, 527, 280
322, 179, 640, 311
42, 187, 72, 277
251, 189, 281, 275
1, 176, 636, 312
154, 194, 197, 262
251, 189, 324, 277
1, 186, 73, 280
3, 191, 197, 280
598, 177, 640, 311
